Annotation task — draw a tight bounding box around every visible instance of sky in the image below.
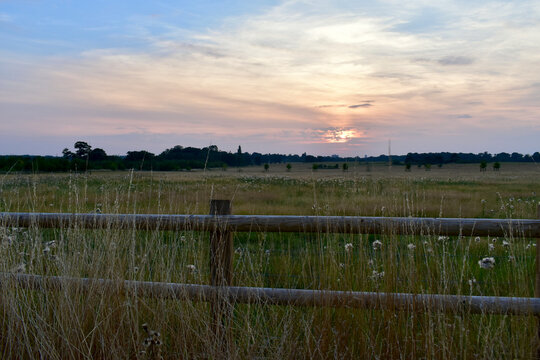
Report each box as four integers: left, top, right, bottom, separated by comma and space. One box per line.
1, 0, 539, 157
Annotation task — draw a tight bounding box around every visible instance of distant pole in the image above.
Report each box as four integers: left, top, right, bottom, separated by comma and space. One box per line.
536, 203, 540, 359
388, 139, 392, 171
209, 200, 233, 356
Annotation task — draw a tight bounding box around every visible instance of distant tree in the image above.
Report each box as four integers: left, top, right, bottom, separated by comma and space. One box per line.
424, 163, 431, 171
405, 163, 411, 172
125, 150, 155, 162
252, 153, 262, 166
312, 164, 318, 171
480, 160, 487, 172
342, 163, 348, 171
511, 152, 523, 162
222, 163, 228, 171
74, 141, 92, 159
237, 145, 242, 154
493, 162, 500, 171
62, 148, 74, 159
286, 163, 291, 172
264, 163, 269, 172
89, 148, 107, 161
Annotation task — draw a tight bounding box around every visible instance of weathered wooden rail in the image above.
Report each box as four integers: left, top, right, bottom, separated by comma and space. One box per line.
2, 273, 539, 315
1, 212, 540, 237
1, 202, 540, 356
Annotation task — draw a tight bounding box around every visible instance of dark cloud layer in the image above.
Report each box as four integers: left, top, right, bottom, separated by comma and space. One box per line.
349, 103, 372, 108
318, 101, 374, 109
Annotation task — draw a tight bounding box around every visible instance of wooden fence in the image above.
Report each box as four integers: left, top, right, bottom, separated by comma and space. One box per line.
1, 201, 540, 355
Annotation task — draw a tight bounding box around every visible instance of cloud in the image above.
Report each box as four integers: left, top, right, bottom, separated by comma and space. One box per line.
349, 103, 373, 109
318, 101, 373, 109
438, 56, 474, 66
456, 114, 472, 118
0, 12, 13, 23
1, 1, 540, 155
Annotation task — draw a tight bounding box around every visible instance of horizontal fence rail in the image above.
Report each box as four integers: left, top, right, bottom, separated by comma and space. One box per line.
1, 212, 540, 237
2, 273, 540, 316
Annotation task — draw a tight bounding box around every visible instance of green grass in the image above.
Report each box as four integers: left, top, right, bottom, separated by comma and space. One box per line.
0, 163, 539, 358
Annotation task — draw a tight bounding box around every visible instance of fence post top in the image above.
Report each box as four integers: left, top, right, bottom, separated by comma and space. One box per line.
210, 200, 231, 216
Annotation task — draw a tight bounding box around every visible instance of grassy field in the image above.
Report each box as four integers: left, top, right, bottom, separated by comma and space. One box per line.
0, 162, 539, 359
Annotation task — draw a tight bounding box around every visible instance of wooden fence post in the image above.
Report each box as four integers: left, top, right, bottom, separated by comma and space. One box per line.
536, 203, 540, 359
209, 199, 233, 356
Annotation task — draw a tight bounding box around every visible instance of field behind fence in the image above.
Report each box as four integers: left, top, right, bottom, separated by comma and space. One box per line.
0, 166, 539, 359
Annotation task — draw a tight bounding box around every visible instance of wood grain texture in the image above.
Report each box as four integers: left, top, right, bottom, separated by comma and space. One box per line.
1, 212, 540, 237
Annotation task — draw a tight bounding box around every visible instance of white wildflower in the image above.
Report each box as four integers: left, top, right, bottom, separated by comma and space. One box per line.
478, 257, 495, 269
407, 243, 416, 251
371, 270, 385, 280
43, 246, 51, 255
180, 236, 186, 242
186, 264, 197, 273
491, 237, 497, 243
474, 237, 481, 243
508, 255, 515, 262
344, 243, 353, 252
502, 240, 510, 248
488, 243, 495, 252
468, 278, 477, 287
438, 236, 449, 242
265, 249, 271, 256
46, 240, 56, 248
372, 240, 382, 250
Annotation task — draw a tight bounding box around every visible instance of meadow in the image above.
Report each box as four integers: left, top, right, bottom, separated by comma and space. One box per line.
0, 162, 539, 359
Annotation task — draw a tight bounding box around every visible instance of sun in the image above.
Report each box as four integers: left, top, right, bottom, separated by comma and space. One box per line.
323, 129, 362, 143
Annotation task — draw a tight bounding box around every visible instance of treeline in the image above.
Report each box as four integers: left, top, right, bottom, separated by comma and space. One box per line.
0, 141, 538, 173
0, 141, 366, 172
403, 151, 540, 166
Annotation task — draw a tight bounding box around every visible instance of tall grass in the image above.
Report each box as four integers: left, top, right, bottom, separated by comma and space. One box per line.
0, 165, 539, 358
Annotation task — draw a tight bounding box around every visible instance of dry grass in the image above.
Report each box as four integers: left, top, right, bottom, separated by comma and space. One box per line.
0, 163, 539, 359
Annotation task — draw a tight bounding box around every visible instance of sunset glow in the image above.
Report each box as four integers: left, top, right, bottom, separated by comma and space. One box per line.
322, 129, 364, 144
0, 1, 539, 156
